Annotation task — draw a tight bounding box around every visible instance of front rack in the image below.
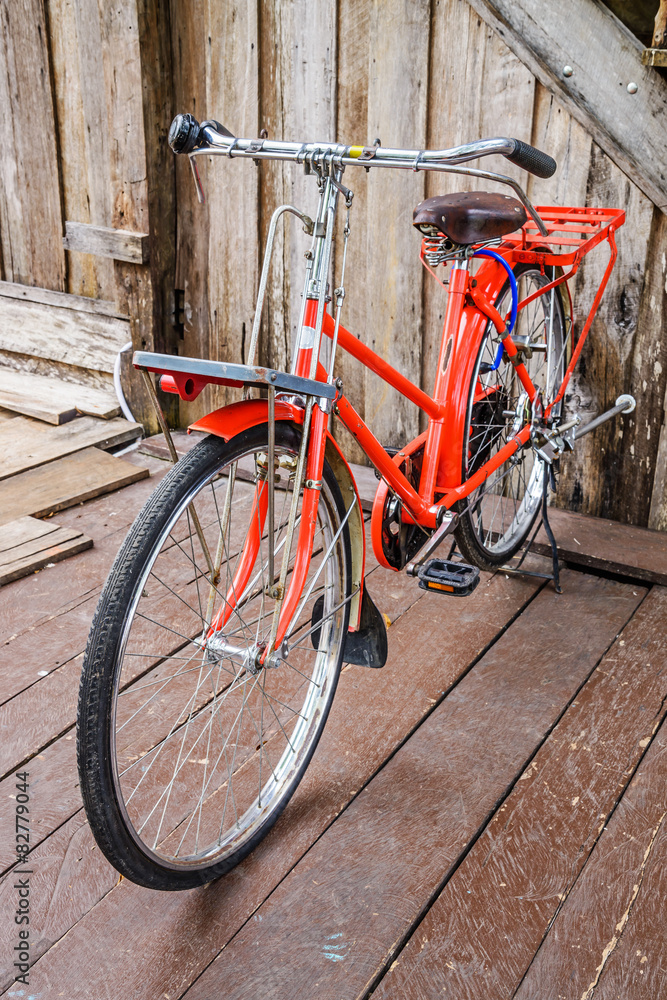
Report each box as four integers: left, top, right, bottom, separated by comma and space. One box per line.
133, 352, 338, 404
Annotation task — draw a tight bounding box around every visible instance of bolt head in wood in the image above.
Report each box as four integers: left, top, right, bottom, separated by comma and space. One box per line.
627, 82, 638, 94
563, 65, 573, 77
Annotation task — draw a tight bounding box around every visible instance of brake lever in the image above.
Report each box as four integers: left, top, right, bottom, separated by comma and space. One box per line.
189, 156, 206, 204
330, 175, 354, 207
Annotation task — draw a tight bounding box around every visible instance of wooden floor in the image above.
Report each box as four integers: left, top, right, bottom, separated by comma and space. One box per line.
1, 441, 666, 999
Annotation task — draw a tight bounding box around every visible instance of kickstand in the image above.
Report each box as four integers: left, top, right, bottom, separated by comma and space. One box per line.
541, 465, 562, 593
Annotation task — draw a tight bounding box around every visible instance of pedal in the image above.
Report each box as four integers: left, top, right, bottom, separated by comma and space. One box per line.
417, 558, 480, 597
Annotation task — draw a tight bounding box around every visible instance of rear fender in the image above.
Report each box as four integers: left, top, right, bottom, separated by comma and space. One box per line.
189, 398, 365, 630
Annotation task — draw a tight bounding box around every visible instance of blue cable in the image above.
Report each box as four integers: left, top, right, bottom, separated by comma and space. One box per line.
472, 248, 518, 372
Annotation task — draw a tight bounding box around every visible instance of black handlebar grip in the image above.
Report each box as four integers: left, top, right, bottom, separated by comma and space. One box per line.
168, 113, 202, 154
506, 138, 557, 179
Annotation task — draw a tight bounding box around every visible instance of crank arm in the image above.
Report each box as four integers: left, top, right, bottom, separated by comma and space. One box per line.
405, 511, 459, 577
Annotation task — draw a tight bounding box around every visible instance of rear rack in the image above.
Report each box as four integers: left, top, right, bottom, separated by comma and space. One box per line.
504, 205, 625, 267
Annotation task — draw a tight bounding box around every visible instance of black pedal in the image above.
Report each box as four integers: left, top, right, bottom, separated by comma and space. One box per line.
417, 558, 480, 597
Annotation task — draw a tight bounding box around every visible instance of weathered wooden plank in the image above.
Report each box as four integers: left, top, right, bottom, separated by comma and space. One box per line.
103, 0, 163, 434
170, 0, 212, 424
0, 515, 63, 549
63, 221, 150, 265
554, 147, 659, 524
363, 0, 429, 450
375, 586, 667, 999
255, 0, 289, 402
0, 415, 142, 480
128, 0, 180, 430
647, 215, 667, 530
0, 293, 131, 373
0, 811, 116, 990
285, 0, 337, 377
2, 570, 540, 995
0, 453, 164, 648
527, 83, 593, 209
254, 0, 336, 393
161, 574, 642, 1000
0, 599, 96, 775
0, 734, 78, 873
203, 0, 259, 419
330, 0, 371, 466
0, 280, 125, 317
171, 0, 258, 431
0, 517, 92, 586
0, 367, 120, 422
0, 0, 66, 290
422, 1, 536, 407
46, 0, 117, 300
138, 428, 206, 462
0, 446, 149, 526
55, 0, 166, 430
465, 0, 667, 211
534, 504, 667, 585
0, 351, 117, 397
515, 717, 667, 999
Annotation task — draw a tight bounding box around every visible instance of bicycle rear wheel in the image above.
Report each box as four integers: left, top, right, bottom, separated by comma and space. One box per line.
77, 423, 352, 890
455, 265, 566, 570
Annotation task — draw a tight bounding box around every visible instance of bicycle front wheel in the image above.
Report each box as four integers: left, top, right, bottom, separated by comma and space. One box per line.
455, 264, 567, 570
77, 422, 352, 890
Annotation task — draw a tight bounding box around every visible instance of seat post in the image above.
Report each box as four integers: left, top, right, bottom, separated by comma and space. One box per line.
418, 258, 470, 506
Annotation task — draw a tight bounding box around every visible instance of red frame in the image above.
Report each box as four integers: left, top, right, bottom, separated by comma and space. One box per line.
148, 203, 624, 637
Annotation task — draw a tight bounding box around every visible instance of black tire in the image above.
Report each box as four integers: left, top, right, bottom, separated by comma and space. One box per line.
77, 423, 352, 890
455, 265, 566, 570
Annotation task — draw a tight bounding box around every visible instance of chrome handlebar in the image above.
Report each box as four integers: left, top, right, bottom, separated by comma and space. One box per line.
168, 114, 552, 236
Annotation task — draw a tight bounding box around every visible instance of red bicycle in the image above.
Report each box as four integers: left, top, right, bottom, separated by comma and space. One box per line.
77, 114, 633, 890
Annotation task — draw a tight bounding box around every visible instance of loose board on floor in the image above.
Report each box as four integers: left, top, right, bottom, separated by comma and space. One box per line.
0, 446, 150, 526
0, 516, 92, 585
0, 367, 120, 423
0, 415, 142, 480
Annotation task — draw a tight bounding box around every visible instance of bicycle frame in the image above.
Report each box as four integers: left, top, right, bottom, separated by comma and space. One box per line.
136, 127, 625, 661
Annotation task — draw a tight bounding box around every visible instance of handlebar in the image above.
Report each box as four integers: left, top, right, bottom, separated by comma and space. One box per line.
168, 113, 557, 179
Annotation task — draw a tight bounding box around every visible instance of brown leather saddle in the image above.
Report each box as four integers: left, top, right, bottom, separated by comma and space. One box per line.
413, 191, 527, 245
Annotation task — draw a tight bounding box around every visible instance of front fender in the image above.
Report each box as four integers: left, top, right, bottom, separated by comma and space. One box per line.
189, 398, 305, 439
189, 399, 366, 630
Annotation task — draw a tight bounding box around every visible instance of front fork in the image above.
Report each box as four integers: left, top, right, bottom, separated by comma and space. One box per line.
205, 397, 330, 664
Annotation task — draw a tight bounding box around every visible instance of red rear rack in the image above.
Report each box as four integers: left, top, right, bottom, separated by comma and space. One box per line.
504, 205, 625, 267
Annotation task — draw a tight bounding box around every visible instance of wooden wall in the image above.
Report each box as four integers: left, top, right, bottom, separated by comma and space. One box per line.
2, 0, 667, 529
0, 0, 178, 430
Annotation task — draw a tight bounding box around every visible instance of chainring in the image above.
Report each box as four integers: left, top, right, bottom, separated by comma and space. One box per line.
378, 447, 426, 570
